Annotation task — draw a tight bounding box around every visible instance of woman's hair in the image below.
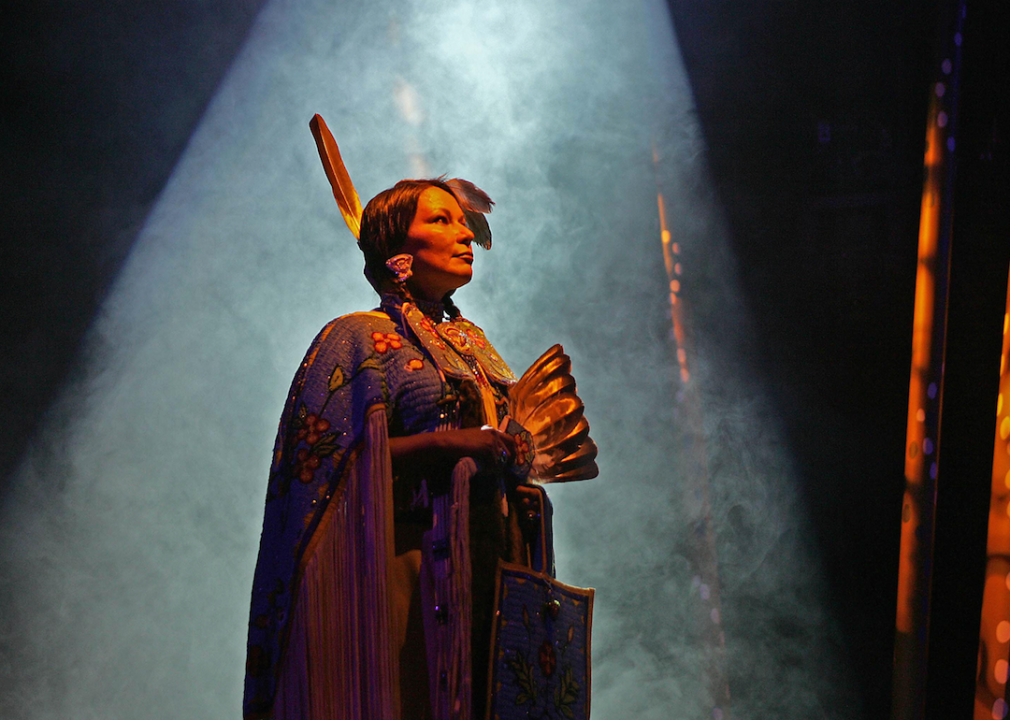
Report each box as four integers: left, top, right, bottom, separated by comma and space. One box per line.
357, 177, 455, 294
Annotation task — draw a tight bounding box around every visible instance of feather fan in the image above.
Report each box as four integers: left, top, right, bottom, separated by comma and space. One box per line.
309, 114, 364, 239
509, 344, 599, 482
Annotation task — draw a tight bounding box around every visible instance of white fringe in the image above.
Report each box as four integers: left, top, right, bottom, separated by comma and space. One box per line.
273, 406, 398, 720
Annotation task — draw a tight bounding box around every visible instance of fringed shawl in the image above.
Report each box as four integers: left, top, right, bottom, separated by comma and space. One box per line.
244, 311, 410, 720
271, 404, 399, 719
244, 301, 516, 720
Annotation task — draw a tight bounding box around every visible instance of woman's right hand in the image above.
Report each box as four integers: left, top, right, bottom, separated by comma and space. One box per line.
436, 427, 516, 467
390, 427, 516, 469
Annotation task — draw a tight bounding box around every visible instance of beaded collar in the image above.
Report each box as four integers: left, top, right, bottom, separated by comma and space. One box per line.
377, 293, 517, 386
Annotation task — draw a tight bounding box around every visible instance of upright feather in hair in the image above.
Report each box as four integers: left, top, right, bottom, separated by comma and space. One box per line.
309, 114, 364, 239
446, 178, 494, 249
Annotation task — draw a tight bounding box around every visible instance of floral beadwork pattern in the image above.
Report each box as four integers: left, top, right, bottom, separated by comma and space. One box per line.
515, 434, 531, 461
418, 316, 450, 350
503, 598, 581, 718
490, 566, 592, 720
439, 324, 472, 354
417, 314, 438, 336
405, 358, 424, 372
450, 318, 518, 385
463, 326, 487, 350
538, 639, 557, 677
402, 304, 472, 379
273, 337, 391, 498
291, 407, 341, 483
371, 331, 403, 354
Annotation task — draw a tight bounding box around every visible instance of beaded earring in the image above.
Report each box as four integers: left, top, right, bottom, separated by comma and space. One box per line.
385, 254, 413, 284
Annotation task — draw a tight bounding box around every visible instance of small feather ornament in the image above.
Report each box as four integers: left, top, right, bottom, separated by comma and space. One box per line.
446, 178, 494, 250
309, 114, 364, 239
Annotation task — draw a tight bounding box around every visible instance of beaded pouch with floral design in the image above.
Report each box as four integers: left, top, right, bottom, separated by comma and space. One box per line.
485, 562, 594, 720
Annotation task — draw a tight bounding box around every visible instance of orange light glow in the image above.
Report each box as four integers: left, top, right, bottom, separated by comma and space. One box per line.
892, 94, 952, 720
895, 97, 944, 636
656, 191, 691, 386
975, 265, 1010, 719
654, 180, 730, 717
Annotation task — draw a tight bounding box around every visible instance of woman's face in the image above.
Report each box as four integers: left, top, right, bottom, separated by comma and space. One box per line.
400, 186, 476, 302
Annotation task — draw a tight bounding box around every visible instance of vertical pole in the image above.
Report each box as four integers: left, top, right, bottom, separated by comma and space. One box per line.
654, 149, 731, 719
974, 269, 1010, 720
891, 2, 965, 717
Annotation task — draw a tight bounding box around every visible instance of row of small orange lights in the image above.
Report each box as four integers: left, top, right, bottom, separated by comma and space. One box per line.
657, 191, 689, 385
655, 186, 730, 720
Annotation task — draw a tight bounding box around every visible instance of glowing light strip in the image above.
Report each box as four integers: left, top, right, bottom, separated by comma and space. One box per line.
891, 3, 963, 710
658, 191, 689, 384
655, 177, 731, 719
974, 266, 1010, 720
895, 94, 944, 638
892, 92, 950, 720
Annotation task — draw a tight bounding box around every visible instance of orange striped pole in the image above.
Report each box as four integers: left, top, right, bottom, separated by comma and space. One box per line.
891, 3, 964, 716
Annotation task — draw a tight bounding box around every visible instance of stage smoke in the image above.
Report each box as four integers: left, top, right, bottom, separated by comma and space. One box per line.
0, 0, 853, 717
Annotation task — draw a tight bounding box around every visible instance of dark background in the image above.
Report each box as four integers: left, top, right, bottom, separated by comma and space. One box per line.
2, 0, 1007, 715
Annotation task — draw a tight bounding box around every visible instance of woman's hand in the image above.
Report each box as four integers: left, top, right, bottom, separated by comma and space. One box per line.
390, 427, 515, 468
440, 427, 516, 467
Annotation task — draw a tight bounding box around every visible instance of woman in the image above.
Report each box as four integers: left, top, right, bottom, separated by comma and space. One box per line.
245, 118, 595, 720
